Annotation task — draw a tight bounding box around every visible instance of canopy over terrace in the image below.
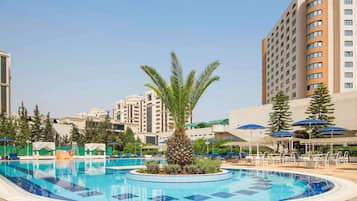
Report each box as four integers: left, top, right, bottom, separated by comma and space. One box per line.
32, 142, 55, 159
299, 137, 357, 146
223, 139, 273, 154
84, 143, 106, 158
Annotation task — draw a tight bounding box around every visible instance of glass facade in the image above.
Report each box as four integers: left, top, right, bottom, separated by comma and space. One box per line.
1, 56, 6, 84
146, 106, 152, 133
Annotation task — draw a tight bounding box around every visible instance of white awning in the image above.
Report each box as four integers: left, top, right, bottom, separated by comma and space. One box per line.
32, 142, 55, 151
84, 143, 106, 151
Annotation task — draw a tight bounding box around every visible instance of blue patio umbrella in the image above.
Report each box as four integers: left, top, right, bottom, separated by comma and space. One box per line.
224, 137, 239, 152
292, 119, 329, 155
0, 137, 13, 157
272, 131, 293, 138
318, 126, 347, 153
237, 124, 266, 156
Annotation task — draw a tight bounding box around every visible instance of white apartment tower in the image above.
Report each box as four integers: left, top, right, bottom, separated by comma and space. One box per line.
113, 91, 181, 134
262, 0, 357, 104
0, 50, 11, 115
113, 95, 143, 133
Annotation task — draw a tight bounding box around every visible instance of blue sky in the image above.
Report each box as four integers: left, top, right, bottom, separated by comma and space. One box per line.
1, 0, 290, 121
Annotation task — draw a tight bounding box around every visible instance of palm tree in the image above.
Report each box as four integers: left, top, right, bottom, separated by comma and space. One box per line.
141, 52, 220, 166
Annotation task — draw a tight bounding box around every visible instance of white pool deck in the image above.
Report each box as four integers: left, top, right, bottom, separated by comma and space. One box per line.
0, 164, 356, 201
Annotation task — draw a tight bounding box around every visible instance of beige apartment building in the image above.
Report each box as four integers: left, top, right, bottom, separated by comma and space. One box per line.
113, 90, 191, 134
0, 50, 11, 115
262, 0, 357, 104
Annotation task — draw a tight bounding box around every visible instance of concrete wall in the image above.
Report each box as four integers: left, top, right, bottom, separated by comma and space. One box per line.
230, 91, 357, 130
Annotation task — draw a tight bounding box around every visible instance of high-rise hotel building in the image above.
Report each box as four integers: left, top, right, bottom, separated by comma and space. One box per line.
0, 50, 11, 115
262, 0, 357, 104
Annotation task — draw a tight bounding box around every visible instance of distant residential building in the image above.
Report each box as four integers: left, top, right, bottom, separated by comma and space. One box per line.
76, 107, 109, 119
59, 116, 124, 133
113, 90, 191, 134
0, 50, 11, 115
262, 0, 357, 104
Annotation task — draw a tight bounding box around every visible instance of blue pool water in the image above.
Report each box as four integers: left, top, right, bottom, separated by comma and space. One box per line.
0, 159, 334, 201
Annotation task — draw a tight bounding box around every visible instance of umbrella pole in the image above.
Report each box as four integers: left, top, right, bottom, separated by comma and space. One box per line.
330, 130, 334, 154
249, 130, 252, 156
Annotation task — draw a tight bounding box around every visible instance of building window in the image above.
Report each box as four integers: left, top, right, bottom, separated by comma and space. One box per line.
307, 31, 323, 39
307, 41, 323, 49
307, 51, 323, 60
292, 83, 296, 89
345, 72, 353, 78
307, 83, 322, 90
344, 9, 353, 15
344, 20, 353, 25
307, 20, 323, 29
292, 92, 296, 98
344, 0, 353, 5
307, 62, 323, 70
345, 83, 353, 88
344, 62, 353, 67
345, 40, 353, 46
345, 51, 353, 57
307, 10, 322, 19
307, 0, 323, 9
345, 30, 353, 36
292, 46, 296, 53
292, 55, 296, 62
292, 65, 296, 71
292, 74, 296, 80
307, 72, 323, 80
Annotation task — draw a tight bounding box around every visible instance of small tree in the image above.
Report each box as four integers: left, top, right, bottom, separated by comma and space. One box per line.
268, 90, 292, 132
305, 85, 335, 137
16, 102, 31, 146
31, 105, 43, 142
69, 124, 85, 146
42, 112, 55, 142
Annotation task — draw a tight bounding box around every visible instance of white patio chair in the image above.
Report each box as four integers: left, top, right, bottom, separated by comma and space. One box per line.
341, 151, 349, 164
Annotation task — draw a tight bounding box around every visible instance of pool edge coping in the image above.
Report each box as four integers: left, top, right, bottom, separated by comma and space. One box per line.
222, 166, 357, 201
0, 174, 61, 201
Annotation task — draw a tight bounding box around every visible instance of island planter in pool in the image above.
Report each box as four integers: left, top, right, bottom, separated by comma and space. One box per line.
126, 169, 233, 183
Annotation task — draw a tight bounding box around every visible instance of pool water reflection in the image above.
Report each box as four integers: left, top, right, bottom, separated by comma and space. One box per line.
0, 159, 334, 201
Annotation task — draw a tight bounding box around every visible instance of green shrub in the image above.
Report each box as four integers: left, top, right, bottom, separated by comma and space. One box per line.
196, 159, 221, 174
163, 164, 181, 174
184, 164, 203, 174
145, 160, 160, 174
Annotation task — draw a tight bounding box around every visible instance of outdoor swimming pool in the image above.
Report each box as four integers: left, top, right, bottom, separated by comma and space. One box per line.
0, 159, 334, 201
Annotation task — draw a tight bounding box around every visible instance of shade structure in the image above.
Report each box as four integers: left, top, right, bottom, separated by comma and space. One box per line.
318, 131, 345, 136
237, 124, 266, 129
318, 126, 347, 153
0, 137, 13, 157
272, 131, 293, 138
292, 119, 329, 155
237, 124, 265, 156
292, 119, 328, 126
